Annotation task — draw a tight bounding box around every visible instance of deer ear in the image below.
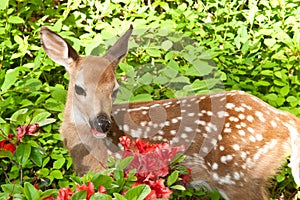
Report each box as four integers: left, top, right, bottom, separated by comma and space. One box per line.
40, 26, 79, 69
104, 25, 133, 63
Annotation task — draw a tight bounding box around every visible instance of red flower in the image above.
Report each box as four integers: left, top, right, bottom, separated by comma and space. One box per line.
16, 123, 39, 140
34, 183, 40, 190
120, 136, 131, 151
0, 134, 16, 154
57, 187, 73, 200
98, 186, 106, 194
120, 136, 184, 179
148, 178, 172, 199
145, 190, 157, 200
76, 182, 95, 200
180, 167, 192, 185
120, 136, 185, 200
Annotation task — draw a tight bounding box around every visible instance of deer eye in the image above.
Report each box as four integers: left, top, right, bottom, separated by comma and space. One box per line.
75, 84, 86, 96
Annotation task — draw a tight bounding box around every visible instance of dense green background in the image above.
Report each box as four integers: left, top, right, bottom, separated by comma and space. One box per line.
0, 0, 300, 199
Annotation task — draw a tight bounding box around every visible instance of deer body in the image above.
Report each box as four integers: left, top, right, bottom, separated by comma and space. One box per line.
41, 26, 300, 200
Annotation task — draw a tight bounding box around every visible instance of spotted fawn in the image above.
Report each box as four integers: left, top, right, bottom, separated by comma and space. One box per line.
41, 25, 300, 200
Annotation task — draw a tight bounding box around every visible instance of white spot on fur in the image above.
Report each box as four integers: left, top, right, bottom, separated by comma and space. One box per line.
219, 146, 225, 151
212, 163, 218, 170
188, 113, 195, 117
255, 111, 266, 122
171, 118, 178, 123
256, 134, 263, 141
181, 133, 188, 139
217, 111, 229, 118
224, 128, 231, 133
123, 124, 129, 132
226, 103, 235, 109
246, 115, 254, 122
247, 127, 255, 134
140, 121, 147, 126
271, 120, 277, 128
238, 113, 245, 120
232, 144, 240, 151
184, 127, 193, 132
170, 130, 176, 135
238, 130, 246, 136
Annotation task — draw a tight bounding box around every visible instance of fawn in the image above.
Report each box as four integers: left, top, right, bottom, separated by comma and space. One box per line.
40, 26, 300, 200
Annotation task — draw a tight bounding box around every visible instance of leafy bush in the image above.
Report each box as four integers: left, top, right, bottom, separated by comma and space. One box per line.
1, 0, 300, 199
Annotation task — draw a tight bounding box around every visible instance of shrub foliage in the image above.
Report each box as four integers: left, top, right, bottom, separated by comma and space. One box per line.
0, 0, 300, 199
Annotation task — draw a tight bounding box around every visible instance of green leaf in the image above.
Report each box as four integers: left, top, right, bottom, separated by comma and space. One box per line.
40, 189, 58, 199
116, 156, 134, 170
287, 96, 297, 103
146, 48, 161, 57
10, 108, 28, 123
38, 118, 56, 127
280, 85, 290, 97
53, 157, 66, 169
24, 182, 40, 200
276, 173, 286, 182
30, 147, 43, 167
8, 16, 25, 24
185, 60, 213, 76
170, 184, 186, 190
16, 143, 31, 165
0, 0, 8, 9
161, 40, 173, 51
113, 193, 127, 200
0, 149, 14, 159
90, 193, 113, 200
171, 154, 186, 166
1, 68, 19, 92
255, 81, 270, 87
50, 170, 63, 179
265, 93, 278, 101
167, 171, 179, 186
124, 184, 151, 200
138, 73, 153, 85
1, 184, 24, 194
31, 111, 51, 124
130, 94, 153, 102
92, 174, 113, 188
37, 168, 49, 177
72, 190, 87, 200
264, 38, 276, 47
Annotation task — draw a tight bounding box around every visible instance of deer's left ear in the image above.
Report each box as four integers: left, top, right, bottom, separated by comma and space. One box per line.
104, 25, 133, 63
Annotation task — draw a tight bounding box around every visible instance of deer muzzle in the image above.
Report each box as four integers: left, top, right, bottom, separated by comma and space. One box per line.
90, 112, 111, 138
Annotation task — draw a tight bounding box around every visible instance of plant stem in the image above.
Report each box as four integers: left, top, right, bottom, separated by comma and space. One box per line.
19, 164, 23, 185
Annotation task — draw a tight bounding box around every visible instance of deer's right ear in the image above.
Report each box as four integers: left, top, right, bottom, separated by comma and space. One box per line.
40, 26, 79, 69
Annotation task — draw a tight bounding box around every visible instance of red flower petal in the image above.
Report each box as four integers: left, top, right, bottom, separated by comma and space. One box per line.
98, 186, 106, 194
16, 126, 27, 140
16, 123, 40, 140
149, 178, 172, 199
3, 143, 16, 154
76, 182, 95, 200
0, 140, 5, 148
57, 187, 73, 200
145, 190, 157, 200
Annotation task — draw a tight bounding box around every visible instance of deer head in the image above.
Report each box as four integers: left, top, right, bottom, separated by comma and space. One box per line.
40, 26, 132, 139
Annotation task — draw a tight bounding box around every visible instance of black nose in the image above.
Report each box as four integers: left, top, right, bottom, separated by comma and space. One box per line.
94, 113, 111, 133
